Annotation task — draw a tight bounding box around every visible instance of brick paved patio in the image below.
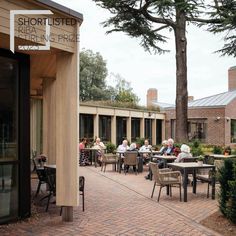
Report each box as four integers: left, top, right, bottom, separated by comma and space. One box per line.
0, 165, 220, 235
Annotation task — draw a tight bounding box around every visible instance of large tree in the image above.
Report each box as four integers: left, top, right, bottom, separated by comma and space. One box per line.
80, 49, 109, 101
93, 0, 235, 142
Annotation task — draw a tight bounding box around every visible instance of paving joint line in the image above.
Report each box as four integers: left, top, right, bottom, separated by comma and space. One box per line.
85, 167, 220, 236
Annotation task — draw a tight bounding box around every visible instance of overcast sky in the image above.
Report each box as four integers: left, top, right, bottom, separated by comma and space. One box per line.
54, 0, 235, 105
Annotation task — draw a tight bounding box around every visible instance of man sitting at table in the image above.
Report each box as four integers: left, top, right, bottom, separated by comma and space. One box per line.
174, 144, 192, 162
139, 139, 152, 164
117, 139, 129, 170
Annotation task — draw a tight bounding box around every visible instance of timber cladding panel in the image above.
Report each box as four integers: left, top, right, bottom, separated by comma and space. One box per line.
0, 0, 78, 52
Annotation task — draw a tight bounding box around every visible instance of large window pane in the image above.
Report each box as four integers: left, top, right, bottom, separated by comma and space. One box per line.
99, 116, 111, 143
231, 119, 236, 143
79, 114, 94, 142
145, 119, 152, 144
116, 117, 127, 145
187, 119, 207, 141
0, 56, 18, 223
156, 120, 162, 144
131, 118, 140, 142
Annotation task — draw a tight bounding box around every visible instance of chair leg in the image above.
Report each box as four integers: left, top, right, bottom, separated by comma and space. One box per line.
60, 206, 63, 216
104, 164, 106, 173
179, 184, 182, 202
82, 191, 85, 212
101, 163, 103, 171
170, 185, 172, 197
158, 186, 163, 202
45, 193, 52, 212
35, 182, 41, 197
207, 183, 210, 198
151, 182, 156, 198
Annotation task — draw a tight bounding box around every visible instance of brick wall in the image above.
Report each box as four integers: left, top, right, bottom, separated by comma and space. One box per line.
165, 107, 227, 145
146, 88, 158, 107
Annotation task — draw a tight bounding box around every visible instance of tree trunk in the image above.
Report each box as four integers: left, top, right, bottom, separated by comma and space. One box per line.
174, 5, 188, 143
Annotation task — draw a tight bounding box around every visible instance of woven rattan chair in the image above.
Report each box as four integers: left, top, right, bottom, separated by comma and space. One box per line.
101, 153, 118, 172
123, 151, 139, 175
196, 160, 224, 198
149, 162, 182, 202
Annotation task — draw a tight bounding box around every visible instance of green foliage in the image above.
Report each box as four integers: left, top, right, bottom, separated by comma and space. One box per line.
218, 158, 236, 223
197, 155, 205, 161
213, 145, 223, 154
135, 137, 145, 148
105, 142, 116, 154
112, 73, 139, 104
80, 49, 109, 101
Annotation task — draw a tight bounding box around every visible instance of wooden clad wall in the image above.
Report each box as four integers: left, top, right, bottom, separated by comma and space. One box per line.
0, 0, 76, 52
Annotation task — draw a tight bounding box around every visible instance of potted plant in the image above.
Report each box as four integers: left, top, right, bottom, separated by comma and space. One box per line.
197, 155, 204, 166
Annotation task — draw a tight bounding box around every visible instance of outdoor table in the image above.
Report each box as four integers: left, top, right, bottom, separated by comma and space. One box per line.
209, 154, 236, 159
167, 162, 216, 202
153, 155, 177, 168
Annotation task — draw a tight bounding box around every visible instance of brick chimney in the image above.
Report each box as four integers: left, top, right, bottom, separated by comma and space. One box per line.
228, 66, 236, 91
147, 88, 158, 107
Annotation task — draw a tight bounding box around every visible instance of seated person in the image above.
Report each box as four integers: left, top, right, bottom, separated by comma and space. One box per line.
117, 139, 129, 170
174, 144, 192, 162
125, 143, 138, 172
79, 138, 90, 166
139, 139, 152, 163
145, 138, 174, 180
93, 137, 106, 165
164, 138, 175, 155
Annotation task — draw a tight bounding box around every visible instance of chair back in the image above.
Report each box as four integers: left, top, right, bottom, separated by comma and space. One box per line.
45, 167, 56, 195
149, 162, 161, 184
124, 151, 138, 166
79, 176, 85, 192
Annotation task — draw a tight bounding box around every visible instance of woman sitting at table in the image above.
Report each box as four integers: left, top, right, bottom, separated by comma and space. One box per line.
93, 137, 106, 166
79, 138, 90, 166
174, 144, 192, 162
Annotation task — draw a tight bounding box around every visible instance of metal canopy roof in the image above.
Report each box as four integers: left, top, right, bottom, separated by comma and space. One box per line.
188, 90, 236, 108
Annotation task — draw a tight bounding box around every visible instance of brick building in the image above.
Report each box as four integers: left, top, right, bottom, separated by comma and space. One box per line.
151, 66, 236, 146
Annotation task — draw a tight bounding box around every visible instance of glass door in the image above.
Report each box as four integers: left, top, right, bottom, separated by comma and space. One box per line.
0, 56, 19, 222
0, 49, 30, 224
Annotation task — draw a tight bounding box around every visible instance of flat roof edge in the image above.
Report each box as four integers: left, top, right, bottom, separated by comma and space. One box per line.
35, 0, 83, 22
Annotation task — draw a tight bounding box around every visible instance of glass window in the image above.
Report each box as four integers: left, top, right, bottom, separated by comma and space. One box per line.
79, 114, 94, 142
231, 119, 236, 143
99, 116, 111, 142
145, 119, 152, 144
156, 120, 162, 144
0, 56, 18, 223
116, 117, 127, 145
131, 118, 140, 142
187, 119, 207, 141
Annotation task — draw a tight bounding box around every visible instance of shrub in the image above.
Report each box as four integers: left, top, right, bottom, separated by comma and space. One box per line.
218, 158, 236, 223
191, 146, 204, 157
213, 145, 223, 154
135, 137, 145, 148
105, 142, 116, 153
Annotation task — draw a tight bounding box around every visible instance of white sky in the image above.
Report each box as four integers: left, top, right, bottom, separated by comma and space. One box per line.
53, 0, 236, 105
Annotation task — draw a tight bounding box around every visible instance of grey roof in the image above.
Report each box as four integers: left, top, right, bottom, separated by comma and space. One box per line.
188, 90, 236, 108
35, 0, 83, 22
153, 101, 175, 110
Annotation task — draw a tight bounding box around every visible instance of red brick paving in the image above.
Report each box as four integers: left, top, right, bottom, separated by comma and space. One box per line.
0, 165, 221, 235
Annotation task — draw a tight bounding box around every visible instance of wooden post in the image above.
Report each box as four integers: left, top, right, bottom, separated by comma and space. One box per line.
56, 50, 79, 221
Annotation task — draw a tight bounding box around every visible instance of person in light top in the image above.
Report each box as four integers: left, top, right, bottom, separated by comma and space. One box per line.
139, 139, 152, 152
117, 139, 129, 153
174, 144, 192, 162
93, 137, 106, 165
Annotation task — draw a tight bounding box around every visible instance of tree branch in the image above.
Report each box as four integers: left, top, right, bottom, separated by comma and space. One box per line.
186, 16, 223, 24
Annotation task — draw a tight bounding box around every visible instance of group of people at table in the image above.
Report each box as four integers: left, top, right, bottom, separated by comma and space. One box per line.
79, 137, 193, 177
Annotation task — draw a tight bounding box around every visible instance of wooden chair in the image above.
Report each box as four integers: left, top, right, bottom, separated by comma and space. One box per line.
101, 153, 118, 172
196, 160, 224, 198
149, 162, 182, 202
123, 151, 139, 175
